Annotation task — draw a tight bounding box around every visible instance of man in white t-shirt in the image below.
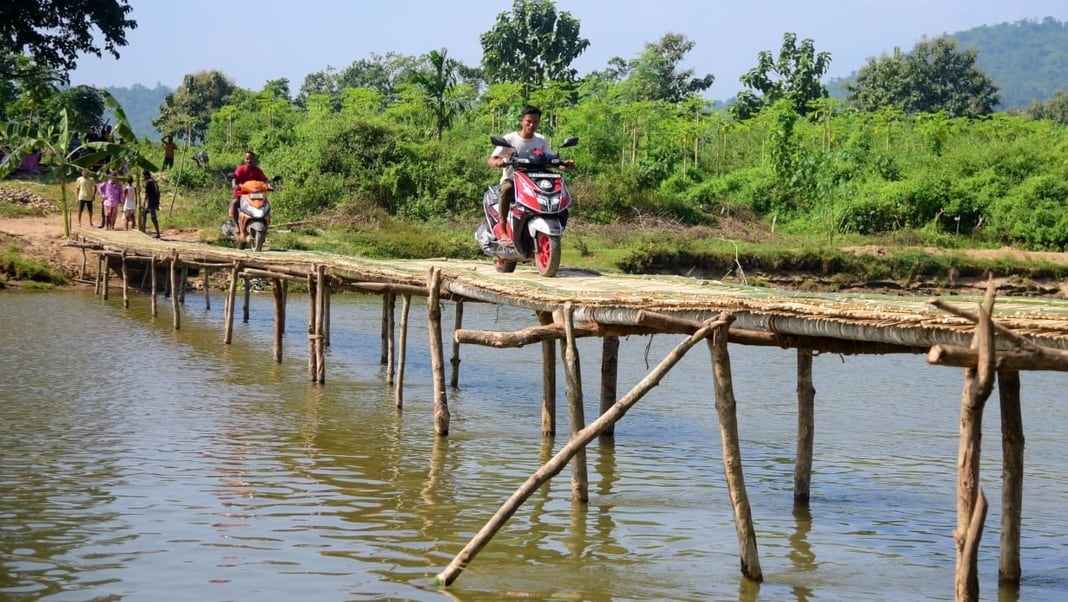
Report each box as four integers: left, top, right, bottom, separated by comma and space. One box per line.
486, 105, 573, 245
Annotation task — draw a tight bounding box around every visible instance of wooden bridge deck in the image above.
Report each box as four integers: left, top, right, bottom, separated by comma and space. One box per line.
73, 228, 1068, 351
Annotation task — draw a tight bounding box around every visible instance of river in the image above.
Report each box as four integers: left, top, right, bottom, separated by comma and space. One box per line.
1, 287, 1066, 601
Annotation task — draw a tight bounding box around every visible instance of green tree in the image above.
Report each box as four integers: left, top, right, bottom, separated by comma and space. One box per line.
410, 49, 463, 139
0, 0, 136, 75
846, 37, 1000, 117
731, 32, 832, 120
480, 0, 590, 98
336, 52, 420, 104
624, 33, 715, 103
1026, 89, 1068, 124
153, 70, 236, 143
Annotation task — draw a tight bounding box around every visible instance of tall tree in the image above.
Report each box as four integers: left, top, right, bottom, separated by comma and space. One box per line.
0, 0, 136, 76
846, 37, 1000, 117
624, 33, 715, 103
153, 70, 236, 143
410, 49, 463, 139
730, 32, 831, 120
480, 0, 590, 98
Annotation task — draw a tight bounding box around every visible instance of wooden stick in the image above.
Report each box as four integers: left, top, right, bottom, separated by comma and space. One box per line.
998, 368, 1023, 585
150, 255, 157, 317
395, 294, 411, 408
427, 267, 450, 436
433, 315, 728, 587
709, 318, 763, 582
121, 250, 129, 309
315, 264, 326, 383
307, 272, 317, 381
450, 299, 463, 388
272, 278, 284, 363
242, 275, 250, 323
385, 292, 396, 386
538, 310, 556, 437
599, 335, 620, 438
170, 250, 180, 330
203, 267, 211, 311
794, 348, 815, 505
562, 302, 589, 503
223, 260, 239, 344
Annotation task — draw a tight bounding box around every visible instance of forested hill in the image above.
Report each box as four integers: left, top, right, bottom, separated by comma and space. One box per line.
103, 84, 170, 140
952, 17, 1068, 110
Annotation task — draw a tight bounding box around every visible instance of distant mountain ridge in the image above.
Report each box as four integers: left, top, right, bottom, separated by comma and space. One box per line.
103, 84, 170, 140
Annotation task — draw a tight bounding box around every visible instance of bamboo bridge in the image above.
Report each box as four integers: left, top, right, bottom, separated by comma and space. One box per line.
70, 229, 1068, 602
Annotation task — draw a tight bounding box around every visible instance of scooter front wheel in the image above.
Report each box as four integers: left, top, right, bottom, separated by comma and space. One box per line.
534, 232, 561, 277
251, 229, 266, 251
494, 256, 517, 273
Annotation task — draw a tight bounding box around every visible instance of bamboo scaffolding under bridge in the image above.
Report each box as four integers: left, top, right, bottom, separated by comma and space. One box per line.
70, 229, 1068, 601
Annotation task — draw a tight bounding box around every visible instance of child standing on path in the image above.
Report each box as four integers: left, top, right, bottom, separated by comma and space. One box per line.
122, 176, 138, 230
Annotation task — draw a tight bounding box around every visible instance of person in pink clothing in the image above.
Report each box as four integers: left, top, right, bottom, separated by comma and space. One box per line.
97, 172, 123, 230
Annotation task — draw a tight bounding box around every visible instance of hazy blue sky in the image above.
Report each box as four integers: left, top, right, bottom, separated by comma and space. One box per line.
70, 0, 1065, 99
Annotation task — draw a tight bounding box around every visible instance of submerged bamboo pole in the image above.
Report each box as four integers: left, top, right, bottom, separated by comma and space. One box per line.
562, 303, 588, 503
94, 254, 102, 295
954, 283, 997, 602
307, 271, 317, 382
997, 368, 1024, 586
121, 251, 129, 308
794, 348, 815, 505
537, 311, 556, 437
102, 255, 110, 300
150, 255, 157, 317
271, 278, 284, 363
385, 291, 396, 385
434, 315, 728, 587
380, 294, 390, 365
242, 276, 250, 323
315, 265, 327, 383
600, 335, 620, 438
395, 294, 411, 409
169, 251, 180, 330
450, 299, 463, 388
427, 267, 450, 436
223, 260, 239, 344
178, 265, 187, 303
203, 267, 211, 311
709, 317, 763, 582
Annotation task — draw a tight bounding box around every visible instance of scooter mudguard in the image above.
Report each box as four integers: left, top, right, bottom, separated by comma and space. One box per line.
526, 216, 565, 238
248, 221, 267, 232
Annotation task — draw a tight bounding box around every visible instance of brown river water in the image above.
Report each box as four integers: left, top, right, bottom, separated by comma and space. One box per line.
1, 288, 1066, 601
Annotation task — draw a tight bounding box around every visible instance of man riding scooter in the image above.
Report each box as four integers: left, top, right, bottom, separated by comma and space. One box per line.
230, 151, 270, 246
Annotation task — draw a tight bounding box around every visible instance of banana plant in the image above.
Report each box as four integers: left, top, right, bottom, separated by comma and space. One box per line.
0, 90, 157, 237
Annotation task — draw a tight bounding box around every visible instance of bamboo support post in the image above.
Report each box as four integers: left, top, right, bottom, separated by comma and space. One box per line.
709, 317, 763, 582
150, 256, 157, 317
794, 348, 815, 505
80, 247, 87, 280
223, 260, 239, 344
242, 276, 250, 322
953, 282, 997, 602
178, 265, 187, 303
271, 278, 284, 363
94, 254, 102, 295
314, 265, 327, 383
450, 299, 463, 388
427, 267, 450, 436
102, 255, 110, 300
380, 294, 390, 366
600, 335, 620, 438
121, 251, 129, 308
538, 311, 556, 437
203, 267, 211, 311
998, 368, 1024, 586
395, 294, 411, 408
434, 315, 728, 587
307, 272, 317, 382
562, 303, 588, 503
386, 292, 396, 385
169, 251, 180, 330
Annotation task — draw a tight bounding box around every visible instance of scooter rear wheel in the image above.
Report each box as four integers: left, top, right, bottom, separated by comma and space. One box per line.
494, 256, 517, 273
534, 232, 561, 277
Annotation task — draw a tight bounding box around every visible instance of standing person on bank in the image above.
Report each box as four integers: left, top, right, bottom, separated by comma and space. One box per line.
121, 176, 138, 230
73, 169, 97, 227
162, 135, 177, 170
97, 172, 123, 230
486, 105, 573, 245
142, 171, 161, 238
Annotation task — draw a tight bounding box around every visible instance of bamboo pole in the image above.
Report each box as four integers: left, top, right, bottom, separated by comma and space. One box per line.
600, 335, 620, 438
395, 294, 411, 408
427, 267, 450, 436
94, 254, 102, 295
997, 368, 1024, 586
307, 271, 317, 381
102, 255, 110, 300
121, 251, 129, 308
709, 318, 763, 582
562, 302, 588, 503
178, 265, 187, 303
242, 276, 250, 323
434, 315, 728, 587
954, 282, 997, 602
223, 261, 239, 344
272, 278, 284, 363
203, 267, 211, 311
170, 251, 180, 330
315, 265, 327, 383
450, 299, 463, 388
794, 348, 815, 505
386, 291, 396, 385
380, 294, 390, 365
538, 311, 556, 437
150, 255, 157, 317
80, 247, 87, 280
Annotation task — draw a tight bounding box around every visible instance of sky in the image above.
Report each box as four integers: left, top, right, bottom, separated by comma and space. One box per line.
70, 0, 1066, 100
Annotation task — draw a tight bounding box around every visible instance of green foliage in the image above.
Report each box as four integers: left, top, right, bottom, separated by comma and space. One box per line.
622, 34, 715, 102
0, 243, 66, 285
988, 175, 1068, 249
731, 32, 832, 120
154, 71, 236, 143
0, 1, 136, 74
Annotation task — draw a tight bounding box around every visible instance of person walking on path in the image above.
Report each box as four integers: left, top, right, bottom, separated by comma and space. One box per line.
73, 170, 97, 227
142, 171, 161, 238
122, 176, 138, 230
